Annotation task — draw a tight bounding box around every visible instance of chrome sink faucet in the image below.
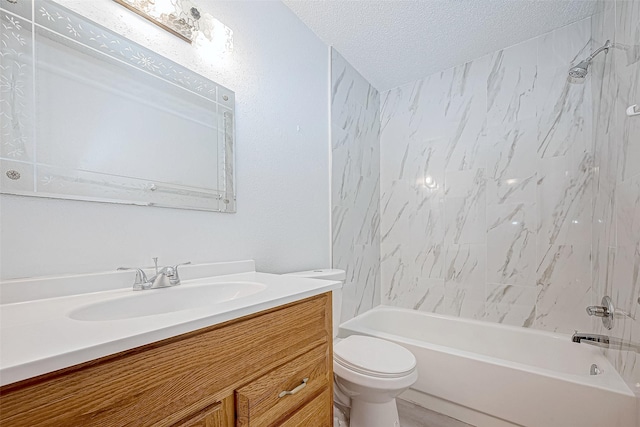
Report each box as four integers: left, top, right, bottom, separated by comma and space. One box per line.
116, 267, 151, 291
118, 258, 191, 291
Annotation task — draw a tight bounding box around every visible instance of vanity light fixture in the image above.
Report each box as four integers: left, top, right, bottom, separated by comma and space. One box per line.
113, 0, 233, 56
114, 0, 198, 43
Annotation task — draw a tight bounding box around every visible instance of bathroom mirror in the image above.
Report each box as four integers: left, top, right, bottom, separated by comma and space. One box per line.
0, 0, 235, 212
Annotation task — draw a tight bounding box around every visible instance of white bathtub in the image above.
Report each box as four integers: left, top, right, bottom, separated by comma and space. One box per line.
338, 306, 637, 427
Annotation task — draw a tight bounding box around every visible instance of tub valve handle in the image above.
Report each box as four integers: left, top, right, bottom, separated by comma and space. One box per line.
586, 305, 610, 317
586, 296, 614, 330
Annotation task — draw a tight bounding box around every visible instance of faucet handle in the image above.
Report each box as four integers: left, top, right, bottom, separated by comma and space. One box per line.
167, 261, 191, 285
586, 296, 615, 330
586, 305, 610, 317
117, 267, 151, 290
174, 260, 191, 275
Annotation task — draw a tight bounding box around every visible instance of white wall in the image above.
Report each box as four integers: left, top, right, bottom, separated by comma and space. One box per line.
0, 0, 331, 279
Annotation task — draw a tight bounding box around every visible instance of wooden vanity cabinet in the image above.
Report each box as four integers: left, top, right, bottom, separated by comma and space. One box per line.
168, 395, 235, 427
0, 293, 333, 427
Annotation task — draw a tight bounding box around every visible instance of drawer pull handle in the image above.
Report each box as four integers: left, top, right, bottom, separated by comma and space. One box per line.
278, 378, 309, 398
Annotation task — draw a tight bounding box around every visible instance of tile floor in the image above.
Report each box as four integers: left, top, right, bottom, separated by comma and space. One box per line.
334, 400, 475, 427
397, 399, 475, 427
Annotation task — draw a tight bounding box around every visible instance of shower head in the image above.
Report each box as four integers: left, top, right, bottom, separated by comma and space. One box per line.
568, 60, 591, 79
568, 40, 612, 81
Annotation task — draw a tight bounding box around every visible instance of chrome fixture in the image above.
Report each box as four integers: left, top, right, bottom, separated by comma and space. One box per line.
113, 0, 202, 43
568, 40, 611, 80
112, 0, 234, 55
117, 267, 152, 291
572, 332, 611, 345
571, 332, 640, 352
586, 296, 615, 330
149, 261, 192, 288
118, 259, 191, 290
590, 364, 601, 375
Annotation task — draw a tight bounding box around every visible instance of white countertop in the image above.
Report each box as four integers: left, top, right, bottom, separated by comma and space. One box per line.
0, 262, 340, 386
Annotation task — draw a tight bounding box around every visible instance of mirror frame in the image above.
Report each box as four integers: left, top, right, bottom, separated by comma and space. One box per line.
0, 0, 236, 212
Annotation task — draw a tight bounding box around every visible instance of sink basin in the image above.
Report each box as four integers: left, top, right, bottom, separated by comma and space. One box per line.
68, 282, 266, 321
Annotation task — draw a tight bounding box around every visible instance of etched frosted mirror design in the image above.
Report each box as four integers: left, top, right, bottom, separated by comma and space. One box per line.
0, 0, 236, 212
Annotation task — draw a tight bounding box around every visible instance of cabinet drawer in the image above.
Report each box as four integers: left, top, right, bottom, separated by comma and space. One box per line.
235, 345, 330, 427
167, 394, 234, 427
279, 387, 332, 427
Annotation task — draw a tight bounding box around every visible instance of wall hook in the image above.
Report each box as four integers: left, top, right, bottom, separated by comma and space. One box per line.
627, 104, 640, 117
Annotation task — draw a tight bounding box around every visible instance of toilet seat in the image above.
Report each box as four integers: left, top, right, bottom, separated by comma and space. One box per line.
334, 335, 416, 378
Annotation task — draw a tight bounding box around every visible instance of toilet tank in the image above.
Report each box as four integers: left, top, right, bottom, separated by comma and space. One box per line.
284, 269, 345, 338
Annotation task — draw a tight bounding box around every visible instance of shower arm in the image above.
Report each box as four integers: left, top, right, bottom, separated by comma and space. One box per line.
585, 40, 612, 62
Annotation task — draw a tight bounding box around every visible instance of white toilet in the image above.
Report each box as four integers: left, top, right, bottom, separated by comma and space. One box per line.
285, 269, 418, 427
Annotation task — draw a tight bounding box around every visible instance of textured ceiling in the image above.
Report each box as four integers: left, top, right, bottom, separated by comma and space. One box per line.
283, 0, 598, 92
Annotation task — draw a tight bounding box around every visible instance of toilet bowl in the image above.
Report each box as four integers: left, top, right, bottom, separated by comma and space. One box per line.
284, 269, 418, 427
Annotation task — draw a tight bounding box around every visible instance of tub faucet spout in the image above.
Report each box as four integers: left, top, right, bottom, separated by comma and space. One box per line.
572, 332, 640, 352
571, 333, 610, 345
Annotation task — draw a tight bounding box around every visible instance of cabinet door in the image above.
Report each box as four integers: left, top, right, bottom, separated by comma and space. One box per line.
170, 395, 235, 427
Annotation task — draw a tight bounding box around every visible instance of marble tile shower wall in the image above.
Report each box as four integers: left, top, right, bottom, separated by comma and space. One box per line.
591, 0, 640, 398
380, 18, 594, 333
331, 49, 381, 322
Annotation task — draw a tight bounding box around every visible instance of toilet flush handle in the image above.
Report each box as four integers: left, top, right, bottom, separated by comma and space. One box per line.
278, 378, 309, 398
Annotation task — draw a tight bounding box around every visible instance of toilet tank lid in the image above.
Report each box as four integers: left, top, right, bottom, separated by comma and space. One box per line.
284, 269, 346, 281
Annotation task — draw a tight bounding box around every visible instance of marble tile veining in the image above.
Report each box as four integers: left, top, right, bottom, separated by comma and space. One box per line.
484, 283, 537, 327
536, 18, 592, 159
331, 49, 381, 322
487, 37, 538, 126
444, 169, 487, 245
484, 119, 538, 183
616, 0, 640, 183
380, 17, 596, 333
443, 244, 486, 319
487, 203, 536, 287
536, 153, 593, 247
590, 0, 640, 399
535, 244, 593, 333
